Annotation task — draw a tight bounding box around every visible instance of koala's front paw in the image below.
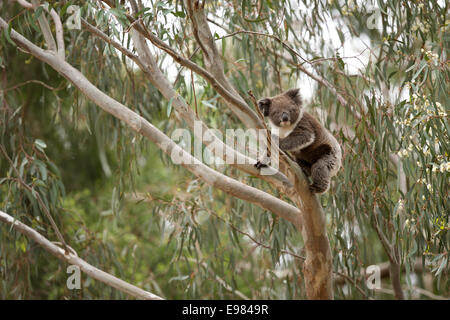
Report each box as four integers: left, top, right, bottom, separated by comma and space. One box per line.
254, 156, 271, 170
309, 183, 328, 194
254, 160, 268, 170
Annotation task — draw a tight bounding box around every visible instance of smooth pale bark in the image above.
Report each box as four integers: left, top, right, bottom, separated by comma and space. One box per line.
184, 2, 333, 298
128, 28, 293, 190
0, 17, 300, 225
100, 1, 334, 298
287, 170, 334, 299
49, 8, 65, 59
81, 18, 293, 191
182, 2, 334, 298
0, 210, 163, 300
185, 0, 261, 129
1, 7, 334, 299
101, 0, 264, 130
30, 0, 56, 52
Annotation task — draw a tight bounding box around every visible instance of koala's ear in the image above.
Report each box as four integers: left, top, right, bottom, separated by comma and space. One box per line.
285, 88, 302, 105
258, 98, 271, 117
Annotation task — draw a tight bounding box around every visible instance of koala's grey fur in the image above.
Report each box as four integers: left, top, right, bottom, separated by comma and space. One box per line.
257, 88, 342, 194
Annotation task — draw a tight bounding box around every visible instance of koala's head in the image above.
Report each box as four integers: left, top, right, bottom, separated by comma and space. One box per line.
258, 88, 303, 127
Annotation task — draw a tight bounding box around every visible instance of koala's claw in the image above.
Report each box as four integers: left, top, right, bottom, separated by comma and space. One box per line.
255, 155, 271, 170
309, 184, 327, 194
254, 160, 269, 170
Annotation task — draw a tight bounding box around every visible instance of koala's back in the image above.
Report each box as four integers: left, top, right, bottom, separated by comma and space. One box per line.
290, 112, 342, 174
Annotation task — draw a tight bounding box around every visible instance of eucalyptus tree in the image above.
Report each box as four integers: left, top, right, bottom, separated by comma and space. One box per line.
0, 0, 448, 300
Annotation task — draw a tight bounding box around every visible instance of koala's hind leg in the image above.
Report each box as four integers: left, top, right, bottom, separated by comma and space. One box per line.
297, 159, 312, 177
309, 155, 335, 194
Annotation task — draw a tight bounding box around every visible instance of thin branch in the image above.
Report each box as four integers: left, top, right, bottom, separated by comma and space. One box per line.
185, 0, 267, 130
410, 287, 449, 301
30, 0, 57, 52
190, 70, 198, 116
172, 47, 200, 87
332, 271, 370, 298
291, 57, 362, 120
214, 29, 336, 298
334, 258, 425, 285
199, 261, 250, 300
375, 286, 448, 300
0, 210, 163, 300
127, 28, 293, 189
206, 207, 303, 260
81, 18, 139, 61
0, 18, 301, 225
0, 79, 63, 91
1, 10, 338, 300
130, 191, 368, 298
209, 205, 368, 298
204, 18, 362, 120
389, 154, 407, 195
19, 0, 64, 59
216, 29, 311, 65
248, 90, 272, 156
87, 4, 305, 196
101, 0, 264, 130
82, 19, 293, 191
371, 208, 404, 300
371, 212, 394, 262
0, 145, 69, 253
389, 260, 405, 299
16, 0, 33, 9
49, 8, 65, 59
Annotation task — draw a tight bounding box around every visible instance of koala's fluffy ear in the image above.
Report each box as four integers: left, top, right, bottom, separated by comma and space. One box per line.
285, 88, 302, 105
258, 98, 271, 116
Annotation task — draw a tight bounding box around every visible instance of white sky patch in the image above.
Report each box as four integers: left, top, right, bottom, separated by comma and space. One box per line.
291, 3, 374, 103
105, 1, 384, 109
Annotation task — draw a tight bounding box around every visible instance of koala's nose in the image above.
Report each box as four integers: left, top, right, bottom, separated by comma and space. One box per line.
281, 112, 289, 122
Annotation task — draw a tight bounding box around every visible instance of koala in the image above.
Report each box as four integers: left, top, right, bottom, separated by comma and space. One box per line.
256, 88, 342, 194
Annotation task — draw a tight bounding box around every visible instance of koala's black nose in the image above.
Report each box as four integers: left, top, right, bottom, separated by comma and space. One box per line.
281, 112, 289, 122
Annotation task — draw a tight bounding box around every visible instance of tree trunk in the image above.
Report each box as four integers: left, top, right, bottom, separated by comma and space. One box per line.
290, 179, 333, 299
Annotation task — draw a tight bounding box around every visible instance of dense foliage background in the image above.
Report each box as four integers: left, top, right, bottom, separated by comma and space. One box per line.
0, 0, 448, 299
